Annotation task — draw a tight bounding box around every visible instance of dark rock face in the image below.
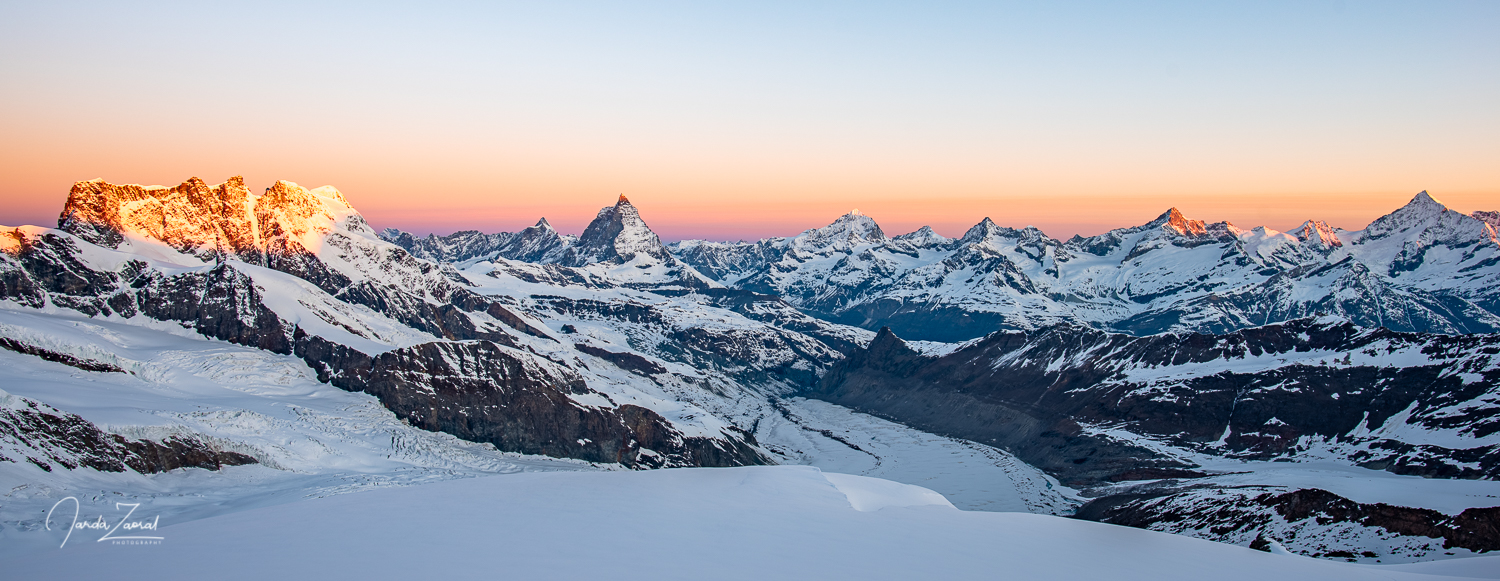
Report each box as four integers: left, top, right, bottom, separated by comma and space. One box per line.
828, 304, 1020, 344
574, 344, 667, 376
12, 233, 124, 316
135, 264, 295, 354
1, 398, 135, 473
0, 397, 257, 475
1077, 486, 1500, 560
0, 337, 126, 373
812, 320, 1500, 486
330, 340, 764, 468
113, 435, 260, 474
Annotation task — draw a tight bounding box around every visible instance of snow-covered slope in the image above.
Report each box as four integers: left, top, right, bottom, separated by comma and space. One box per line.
2, 465, 1487, 580
663, 194, 1500, 341
0, 305, 599, 559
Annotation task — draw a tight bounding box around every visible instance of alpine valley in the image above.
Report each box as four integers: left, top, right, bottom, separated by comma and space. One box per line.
3, 177, 1499, 578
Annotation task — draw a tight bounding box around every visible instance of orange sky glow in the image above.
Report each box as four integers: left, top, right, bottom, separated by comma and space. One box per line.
1, 2, 1495, 241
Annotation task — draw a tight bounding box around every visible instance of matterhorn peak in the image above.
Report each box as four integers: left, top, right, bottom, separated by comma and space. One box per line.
534, 217, 555, 231
560, 195, 671, 267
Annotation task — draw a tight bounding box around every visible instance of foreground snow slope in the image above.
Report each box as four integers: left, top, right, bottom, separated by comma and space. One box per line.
2, 466, 1487, 581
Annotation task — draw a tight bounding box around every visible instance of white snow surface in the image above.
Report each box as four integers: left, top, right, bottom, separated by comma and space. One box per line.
0, 305, 601, 560
0, 465, 1483, 580
759, 397, 1079, 514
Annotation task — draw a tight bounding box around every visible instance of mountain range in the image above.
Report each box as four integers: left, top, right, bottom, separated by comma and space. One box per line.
388, 191, 1500, 341
3, 177, 1498, 566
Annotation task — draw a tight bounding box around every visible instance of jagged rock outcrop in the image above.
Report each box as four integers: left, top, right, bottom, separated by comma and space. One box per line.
1077, 486, 1500, 561
318, 339, 764, 468
0, 391, 257, 474
0, 337, 126, 373
379, 218, 579, 265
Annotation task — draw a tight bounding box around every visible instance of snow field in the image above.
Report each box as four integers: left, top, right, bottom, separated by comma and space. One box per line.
3, 466, 1485, 581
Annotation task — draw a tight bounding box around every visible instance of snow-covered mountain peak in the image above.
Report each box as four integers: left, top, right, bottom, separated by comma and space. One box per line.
958, 217, 1015, 245
794, 211, 886, 251
892, 225, 950, 248
257, 180, 369, 243
59, 176, 255, 251
55, 176, 372, 258
1294, 220, 1344, 248
561, 196, 673, 267
1154, 207, 1210, 237
1360, 190, 1493, 247
534, 217, 556, 232
1380, 191, 1449, 224
1410, 190, 1443, 208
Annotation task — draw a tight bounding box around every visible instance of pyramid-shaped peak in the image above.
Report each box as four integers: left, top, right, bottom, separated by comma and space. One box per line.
960, 217, 1016, 243
849, 208, 863, 216
1155, 207, 1186, 221
560, 195, 670, 267
1407, 190, 1444, 208
1152, 207, 1207, 237
534, 217, 554, 230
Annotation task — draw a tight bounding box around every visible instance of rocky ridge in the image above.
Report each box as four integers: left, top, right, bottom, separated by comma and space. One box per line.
658, 193, 1500, 341
1, 390, 257, 475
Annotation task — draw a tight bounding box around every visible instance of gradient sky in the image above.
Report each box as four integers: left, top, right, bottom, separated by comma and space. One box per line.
2, 1, 1496, 241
